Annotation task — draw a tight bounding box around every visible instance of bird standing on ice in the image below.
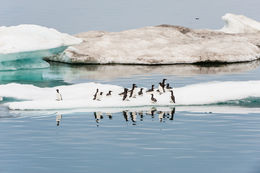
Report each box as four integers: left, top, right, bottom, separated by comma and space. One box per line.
138, 88, 143, 96
122, 88, 129, 101
151, 94, 157, 103
166, 83, 173, 91
106, 90, 112, 96
93, 89, 99, 100
129, 84, 137, 98
170, 90, 175, 103
96, 92, 103, 101
56, 89, 63, 101
158, 82, 165, 94
146, 85, 154, 93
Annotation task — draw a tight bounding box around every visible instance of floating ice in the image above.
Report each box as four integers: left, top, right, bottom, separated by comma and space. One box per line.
0, 81, 260, 110
45, 13, 260, 65
0, 24, 82, 71
220, 13, 260, 33
0, 24, 82, 54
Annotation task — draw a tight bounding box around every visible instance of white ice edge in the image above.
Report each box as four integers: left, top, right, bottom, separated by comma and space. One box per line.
0, 24, 82, 54
0, 81, 260, 110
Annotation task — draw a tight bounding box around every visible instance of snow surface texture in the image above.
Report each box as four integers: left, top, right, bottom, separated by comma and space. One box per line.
0, 24, 82, 55
0, 81, 260, 110
45, 13, 260, 64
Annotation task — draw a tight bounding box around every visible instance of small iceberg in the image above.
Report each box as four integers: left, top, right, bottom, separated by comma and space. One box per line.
0, 24, 82, 71
45, 13, 260, 65
1, 81, 260, 110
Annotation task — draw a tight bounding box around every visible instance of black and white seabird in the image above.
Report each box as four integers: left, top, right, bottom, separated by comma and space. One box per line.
56, 89, 63, 101
138, 88, 143, 96
106, 90, 112, 96
93, 89, 99, 100
166, 83, 173, 90
96, 92, 103, 101
129, 84, 137, 98
162, 78, 167, 87
122, 88, 129, 101
170, 90, 175, 103
146, 85, 154, 93
151, 94, 157, 103
158, 82, 165, 94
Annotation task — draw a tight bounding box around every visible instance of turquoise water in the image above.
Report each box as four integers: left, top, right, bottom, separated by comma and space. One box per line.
0, 46, 68, 71
1, 61, 260, 173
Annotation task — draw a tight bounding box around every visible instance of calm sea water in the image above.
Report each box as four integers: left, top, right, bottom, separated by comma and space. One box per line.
1, 61, 260, 173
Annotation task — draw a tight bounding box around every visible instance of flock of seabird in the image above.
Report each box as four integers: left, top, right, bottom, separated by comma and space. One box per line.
55, 79, 176, 104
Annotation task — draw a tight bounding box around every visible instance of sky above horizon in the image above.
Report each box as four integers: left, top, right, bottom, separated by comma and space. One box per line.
0, 0, 259, 34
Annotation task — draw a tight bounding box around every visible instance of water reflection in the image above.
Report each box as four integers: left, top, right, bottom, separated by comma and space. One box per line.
55, 108, 176, 127
92, 108, 176, 126
0, 60, 259, 84
48, 60, 260, 81
56, 114, 62, 126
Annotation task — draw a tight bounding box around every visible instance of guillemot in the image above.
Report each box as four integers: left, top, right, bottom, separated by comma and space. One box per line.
170, 90, 175, 103
151, 94, 157, 103
93, 89, 99, 100
106, 90, 112, 96
166, 83, 173, 91
56, 89, 63, 101
146, 85, 154, 93
122, 88, 129, 101
96, 92, 103, 101
162, 79, 167, 88
129, 84, 137, 98
157, 82, 165, 94
138, 88, 143, 96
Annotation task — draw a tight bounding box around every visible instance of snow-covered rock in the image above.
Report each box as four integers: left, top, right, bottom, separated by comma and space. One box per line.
45, 13, 260, 64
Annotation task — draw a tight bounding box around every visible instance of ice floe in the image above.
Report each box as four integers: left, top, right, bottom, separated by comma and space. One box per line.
0, 24, 82, 54
0, 24, 82, 71
0, 81, 260, 110
220, 13, 260, 33
45, 13, 260, 65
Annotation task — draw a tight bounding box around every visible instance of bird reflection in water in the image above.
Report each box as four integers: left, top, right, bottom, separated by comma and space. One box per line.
56, 114, 62, 126
93, 107, 175, 126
